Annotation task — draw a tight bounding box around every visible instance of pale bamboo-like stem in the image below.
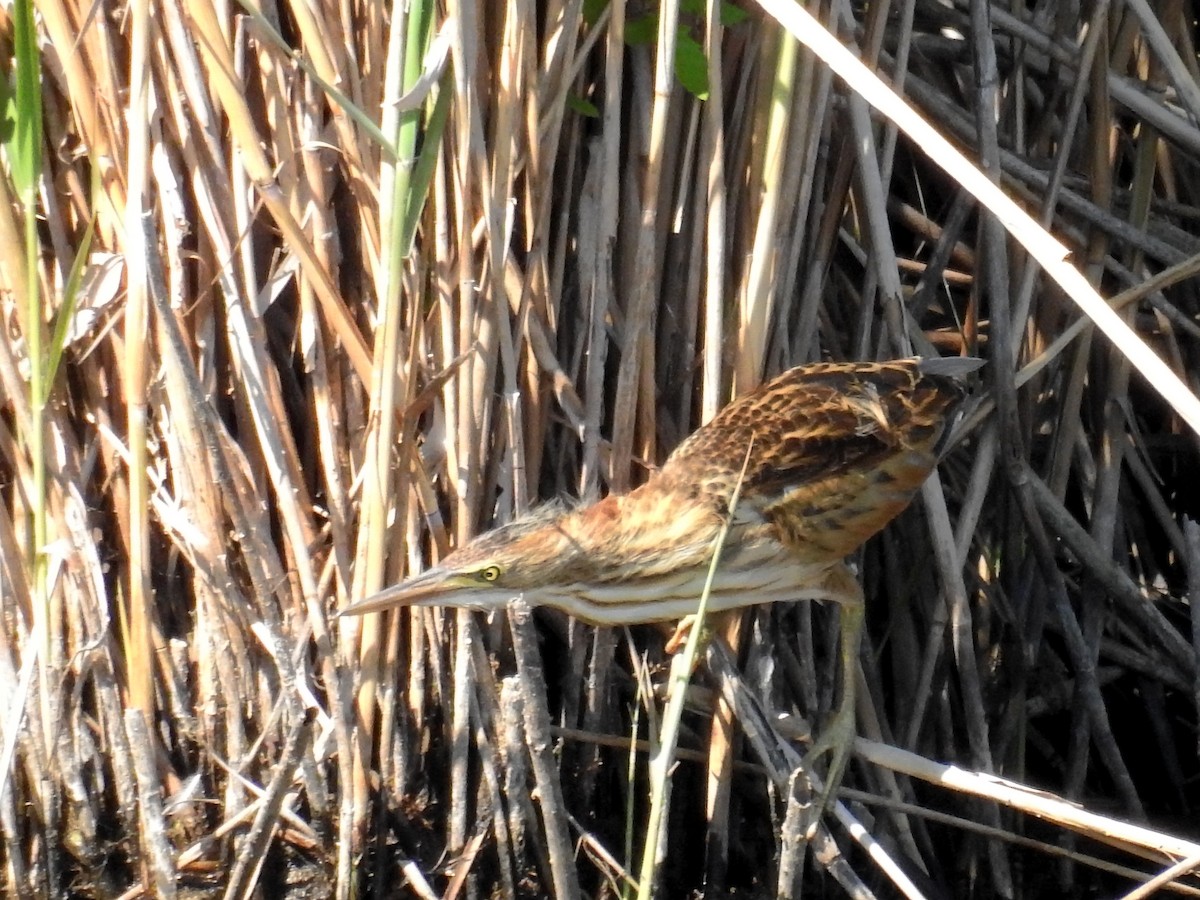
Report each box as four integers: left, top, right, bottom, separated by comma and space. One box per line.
608, 0, 679, 490
123, 0, 153, 722
734, 31, 796, 394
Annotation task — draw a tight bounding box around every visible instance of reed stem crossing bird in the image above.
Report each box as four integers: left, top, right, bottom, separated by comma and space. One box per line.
343, 356, 980, 824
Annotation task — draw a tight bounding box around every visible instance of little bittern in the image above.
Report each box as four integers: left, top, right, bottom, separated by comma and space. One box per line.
343, 357, 979, 820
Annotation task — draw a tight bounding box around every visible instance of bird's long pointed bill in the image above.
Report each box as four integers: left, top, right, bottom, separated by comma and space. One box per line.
339, 568, 456, 617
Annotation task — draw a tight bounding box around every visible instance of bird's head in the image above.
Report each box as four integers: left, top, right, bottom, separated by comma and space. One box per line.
339, 503, 587, 617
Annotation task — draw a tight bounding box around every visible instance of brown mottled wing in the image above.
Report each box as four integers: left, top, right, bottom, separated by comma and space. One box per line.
659, 359, 977, 562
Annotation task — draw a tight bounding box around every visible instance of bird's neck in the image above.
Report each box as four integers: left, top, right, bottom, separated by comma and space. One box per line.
557, 483, 724, 576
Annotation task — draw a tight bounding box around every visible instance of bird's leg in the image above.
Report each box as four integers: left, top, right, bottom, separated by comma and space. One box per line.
800, 564, 865, 834
664, 617, 691, 655
664, 614, 715, 654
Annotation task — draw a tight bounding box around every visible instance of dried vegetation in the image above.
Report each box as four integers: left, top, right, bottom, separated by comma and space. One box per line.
3, 0, 1200, 897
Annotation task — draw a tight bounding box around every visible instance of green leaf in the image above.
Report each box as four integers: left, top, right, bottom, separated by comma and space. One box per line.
0, 71, 16, 146
11, 0, 41, 195
721, 2, 749, 26
399, 76, 451, 258
620, 2, 748, 101
624, 13, 658, 45
679, 0, 748, 26
674, 32, 709, 100
583, 0, 608, 25
567, 94, 600, 118
46, 212, 97, 391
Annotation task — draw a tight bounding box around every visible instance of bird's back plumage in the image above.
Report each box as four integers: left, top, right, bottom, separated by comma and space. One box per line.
657, 358, 975, 560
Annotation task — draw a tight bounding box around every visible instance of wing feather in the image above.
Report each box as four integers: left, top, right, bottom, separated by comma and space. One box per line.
658, 358, 976, 559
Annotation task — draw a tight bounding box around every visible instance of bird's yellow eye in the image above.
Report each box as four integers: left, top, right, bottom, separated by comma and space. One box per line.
478, 565, 502, 583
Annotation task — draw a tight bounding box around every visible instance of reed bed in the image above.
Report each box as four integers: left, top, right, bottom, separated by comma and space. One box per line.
3, 0, 1200, 897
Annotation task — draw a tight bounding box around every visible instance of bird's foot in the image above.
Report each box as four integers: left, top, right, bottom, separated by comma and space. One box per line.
664, 614, 714, 654
798, 587, 863, 836
799, 700, 855, 836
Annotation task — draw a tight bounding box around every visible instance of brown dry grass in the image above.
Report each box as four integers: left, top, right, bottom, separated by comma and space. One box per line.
3, 0, 1200, 897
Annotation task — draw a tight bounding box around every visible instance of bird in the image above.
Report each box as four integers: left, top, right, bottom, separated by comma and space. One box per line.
342, 356, 980, 823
